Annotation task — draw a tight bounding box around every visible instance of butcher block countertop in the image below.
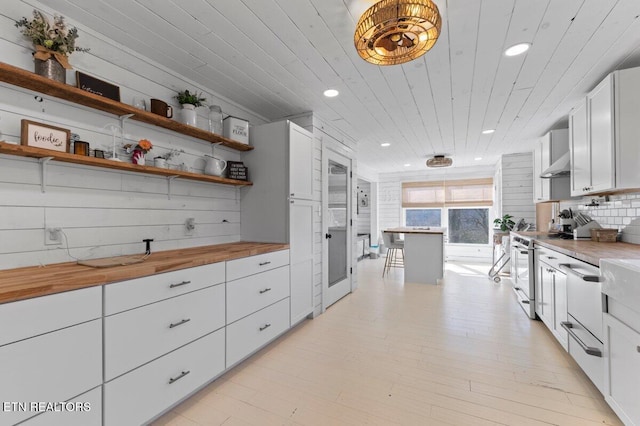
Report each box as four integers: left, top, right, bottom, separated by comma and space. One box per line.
0, 242, 289, 305
512, 231, 640, 267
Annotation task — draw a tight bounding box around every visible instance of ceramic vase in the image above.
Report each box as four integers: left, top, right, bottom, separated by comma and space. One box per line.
34, 58, 66, 84
132, 149, 146, 165
180, 104, 197, 126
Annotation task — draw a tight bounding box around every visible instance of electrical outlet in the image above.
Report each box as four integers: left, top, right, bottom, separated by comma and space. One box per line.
185, 218, 195, 236
45, 227, 62, 245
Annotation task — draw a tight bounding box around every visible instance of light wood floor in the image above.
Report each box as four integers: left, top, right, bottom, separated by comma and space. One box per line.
152, 259, 622, 426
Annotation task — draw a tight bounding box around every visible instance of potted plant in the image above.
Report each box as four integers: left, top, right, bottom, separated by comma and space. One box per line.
154, 149, 183, 169
15, 10, 89, 83
175, 89, 206, 127
493, 214, 515, 232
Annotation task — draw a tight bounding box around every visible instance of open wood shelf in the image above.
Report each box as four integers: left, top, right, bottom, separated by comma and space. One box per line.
0, 141, 252, 186
0, 61, 253, 152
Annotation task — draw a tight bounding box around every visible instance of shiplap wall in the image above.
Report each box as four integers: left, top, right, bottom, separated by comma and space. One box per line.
378, 166, 496, 261
0, 2, 268, 270
356, 179, 371, 235
499, 153, 536, 228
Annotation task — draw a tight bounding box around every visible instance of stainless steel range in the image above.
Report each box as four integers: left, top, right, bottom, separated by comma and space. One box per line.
510, 234, 536, 318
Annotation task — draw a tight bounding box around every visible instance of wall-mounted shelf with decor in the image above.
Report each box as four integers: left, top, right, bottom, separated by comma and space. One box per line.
0, 142, 252, 195
0, 62, 253, 152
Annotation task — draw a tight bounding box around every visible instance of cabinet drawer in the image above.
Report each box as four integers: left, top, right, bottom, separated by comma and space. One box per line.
535, 245, 572, 270
0, 286, 101, 347
105, 262, 225, 315
105, 283, 225, 381
227, 265, 289, 324
0, 320, 102, 426
226, 298, 290, 368
565, 314, 603, 393
21, 386, 102, 426
104, 329, 225, 426
226, 250, 289, 282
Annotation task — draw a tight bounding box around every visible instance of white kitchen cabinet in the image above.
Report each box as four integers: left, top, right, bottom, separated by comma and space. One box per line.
104, 283, 225, 381
226, 265, 290, 323
104, 329, 225, 426
534, 246, 568, 350
242, 120, 315, 324
603, 311, 640, 426
533, 129, 571, 202
570, 67, 640, 196
290, 199, 315, 325
0, 319, 102, 426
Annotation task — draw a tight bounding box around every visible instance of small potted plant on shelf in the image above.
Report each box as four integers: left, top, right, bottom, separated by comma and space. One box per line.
154, 149, 183, 169
15, 10, 90, 83
175, 89, 206, 127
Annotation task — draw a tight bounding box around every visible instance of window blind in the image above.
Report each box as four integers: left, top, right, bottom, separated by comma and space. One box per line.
402, 178, 493, 207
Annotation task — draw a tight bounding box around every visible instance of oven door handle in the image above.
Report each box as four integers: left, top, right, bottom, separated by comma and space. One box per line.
558, 263, 600, 282
561, 321, 602, 357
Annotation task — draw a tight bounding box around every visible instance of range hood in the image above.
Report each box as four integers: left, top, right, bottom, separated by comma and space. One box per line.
540, 151, 570, 178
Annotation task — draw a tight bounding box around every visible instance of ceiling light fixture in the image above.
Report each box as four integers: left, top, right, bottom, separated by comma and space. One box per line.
323, 89, 339, 97
474, 157, 482, 161
482, 129, 495, 134
426, 154, 452, 168
354, 0, 442, 66
381, 142, 391, 147
504, 43, 531, 57
404, 163, 411, 167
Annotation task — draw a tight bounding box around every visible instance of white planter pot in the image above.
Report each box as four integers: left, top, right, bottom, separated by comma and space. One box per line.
180, 104, 197, 126
154, 158, 167, 169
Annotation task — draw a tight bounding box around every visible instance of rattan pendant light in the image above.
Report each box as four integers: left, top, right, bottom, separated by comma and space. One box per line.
354, 0, 441, 66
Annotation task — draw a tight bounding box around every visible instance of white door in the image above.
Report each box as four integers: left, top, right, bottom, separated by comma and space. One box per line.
323, 150, 352, 309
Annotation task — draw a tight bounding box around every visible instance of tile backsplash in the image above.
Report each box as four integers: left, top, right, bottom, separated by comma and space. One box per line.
561, 192, 640, 244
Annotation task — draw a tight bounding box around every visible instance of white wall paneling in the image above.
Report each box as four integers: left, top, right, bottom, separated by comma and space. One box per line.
498, 153, 535, 227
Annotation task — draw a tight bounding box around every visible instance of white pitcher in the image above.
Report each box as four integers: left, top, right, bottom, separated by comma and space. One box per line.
204, 155, 227, 176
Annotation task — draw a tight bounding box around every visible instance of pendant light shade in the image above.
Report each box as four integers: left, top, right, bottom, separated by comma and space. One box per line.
426, 155, 452, 168
354, 0, 441, 66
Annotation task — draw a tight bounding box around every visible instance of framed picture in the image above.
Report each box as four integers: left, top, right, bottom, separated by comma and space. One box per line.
76, 71, 121, 102
20, 119, 70, 153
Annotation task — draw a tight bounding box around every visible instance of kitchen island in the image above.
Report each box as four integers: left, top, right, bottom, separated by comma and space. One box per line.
384, 227, 446, 284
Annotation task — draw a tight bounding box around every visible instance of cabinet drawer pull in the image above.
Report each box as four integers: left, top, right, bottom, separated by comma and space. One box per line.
169, 280, 191, 288
259, 288, 272, 294
168, 370, 190, 384
519, 250, 529, 255
169, 318, 191, 329
259, 323, 271, 331
559, 263, 600, 282
561, 321, 602, 357
637, 346, 640, 353
259, 261, 271, 266
546, 256, 556, 260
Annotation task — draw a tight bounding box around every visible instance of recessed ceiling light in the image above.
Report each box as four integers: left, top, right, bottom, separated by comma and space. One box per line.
404, 163, 411, 167
474, 157, 482, 161
381, 143, 391, 147
482, 129, 495, 134
323, 89, 339, 97
504, 43, 531, 57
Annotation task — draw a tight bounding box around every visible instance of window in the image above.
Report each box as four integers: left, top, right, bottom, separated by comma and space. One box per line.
401, 178, 493, 245
405, 208, 441, 227
448, 208, 489, 244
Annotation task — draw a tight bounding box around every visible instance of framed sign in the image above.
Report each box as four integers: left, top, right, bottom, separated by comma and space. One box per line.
227, 161, 248, 181
76, 71, 121, 102
20, 119, 70, 153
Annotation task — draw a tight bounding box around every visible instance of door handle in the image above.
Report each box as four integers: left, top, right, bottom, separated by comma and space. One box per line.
325, 233, 332, 239
561, 321, 602, 357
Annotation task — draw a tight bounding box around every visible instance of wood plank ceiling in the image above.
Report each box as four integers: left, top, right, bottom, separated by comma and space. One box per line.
42, 0, 640, 173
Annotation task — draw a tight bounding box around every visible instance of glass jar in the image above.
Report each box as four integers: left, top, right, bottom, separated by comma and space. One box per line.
208, 105, 223, 135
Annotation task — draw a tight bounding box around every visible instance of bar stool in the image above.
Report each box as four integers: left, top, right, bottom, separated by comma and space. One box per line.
381, 231, 404, 277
